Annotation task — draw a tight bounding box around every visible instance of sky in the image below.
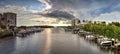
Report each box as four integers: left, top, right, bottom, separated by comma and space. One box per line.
0, 0, 120, 26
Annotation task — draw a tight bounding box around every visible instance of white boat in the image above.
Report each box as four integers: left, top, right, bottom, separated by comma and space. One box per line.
85, 35, 95, 40
100, 40, 112, 46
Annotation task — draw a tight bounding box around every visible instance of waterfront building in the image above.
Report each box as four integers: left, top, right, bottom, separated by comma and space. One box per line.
1, 12, 17, 30
0, 14, 2, 21
0, 14, 2, 31
72, 18, 80, 27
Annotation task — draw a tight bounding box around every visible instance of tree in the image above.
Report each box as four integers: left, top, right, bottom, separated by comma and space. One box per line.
81, 22, 120, 40
111, 22, 120, 27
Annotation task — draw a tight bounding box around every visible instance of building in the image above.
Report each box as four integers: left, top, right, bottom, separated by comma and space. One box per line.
72, 18, 80, 27
71, 19, 80, 34
94, 21, 102, 24
0, 14, 2, 31
1, 12, 17, 30
0, 13, 1, 21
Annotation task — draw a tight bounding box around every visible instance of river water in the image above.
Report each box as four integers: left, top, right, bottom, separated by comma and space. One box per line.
0, 28, 117, 54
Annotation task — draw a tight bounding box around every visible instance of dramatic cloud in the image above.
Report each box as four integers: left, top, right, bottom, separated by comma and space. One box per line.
39, 10, 75, 19
1, 0, 120, 26
0, 5, 44, 26
39, 0, 120, 21
93, 11, 120, 22
0, 5, 26, 13
38, 0, 52, 11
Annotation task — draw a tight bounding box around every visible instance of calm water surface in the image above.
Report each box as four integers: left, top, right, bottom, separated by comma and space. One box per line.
0, 28, 116, 54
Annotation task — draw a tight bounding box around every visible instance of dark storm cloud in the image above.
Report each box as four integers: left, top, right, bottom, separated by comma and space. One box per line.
50, 0, 93, 9
39, 10, 75, 19
42, 0, 120, 20
47, 0, 120, 9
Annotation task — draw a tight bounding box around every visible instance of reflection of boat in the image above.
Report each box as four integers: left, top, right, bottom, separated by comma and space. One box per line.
64, 28, 72, 32
16, 33, 26, 37
72, 29, 79, 34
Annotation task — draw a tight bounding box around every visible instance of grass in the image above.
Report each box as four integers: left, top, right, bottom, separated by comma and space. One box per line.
0, 31, 13, 38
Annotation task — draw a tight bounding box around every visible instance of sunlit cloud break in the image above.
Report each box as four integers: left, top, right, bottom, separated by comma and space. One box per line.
38, 0, 52, 12
0, 0, 120, 26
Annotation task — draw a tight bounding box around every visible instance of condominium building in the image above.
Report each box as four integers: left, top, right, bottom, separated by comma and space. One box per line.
0, 14, 2, 31
1, 12, 17, 30
0, 14, 2, 21
72, 18, 80, 27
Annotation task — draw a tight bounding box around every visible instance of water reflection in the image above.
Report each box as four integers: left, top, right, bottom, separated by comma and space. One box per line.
44, 28, 52, 54
0, 28, 119, 54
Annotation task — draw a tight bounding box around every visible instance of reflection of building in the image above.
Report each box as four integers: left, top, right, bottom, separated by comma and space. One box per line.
1, 12, 16, 30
